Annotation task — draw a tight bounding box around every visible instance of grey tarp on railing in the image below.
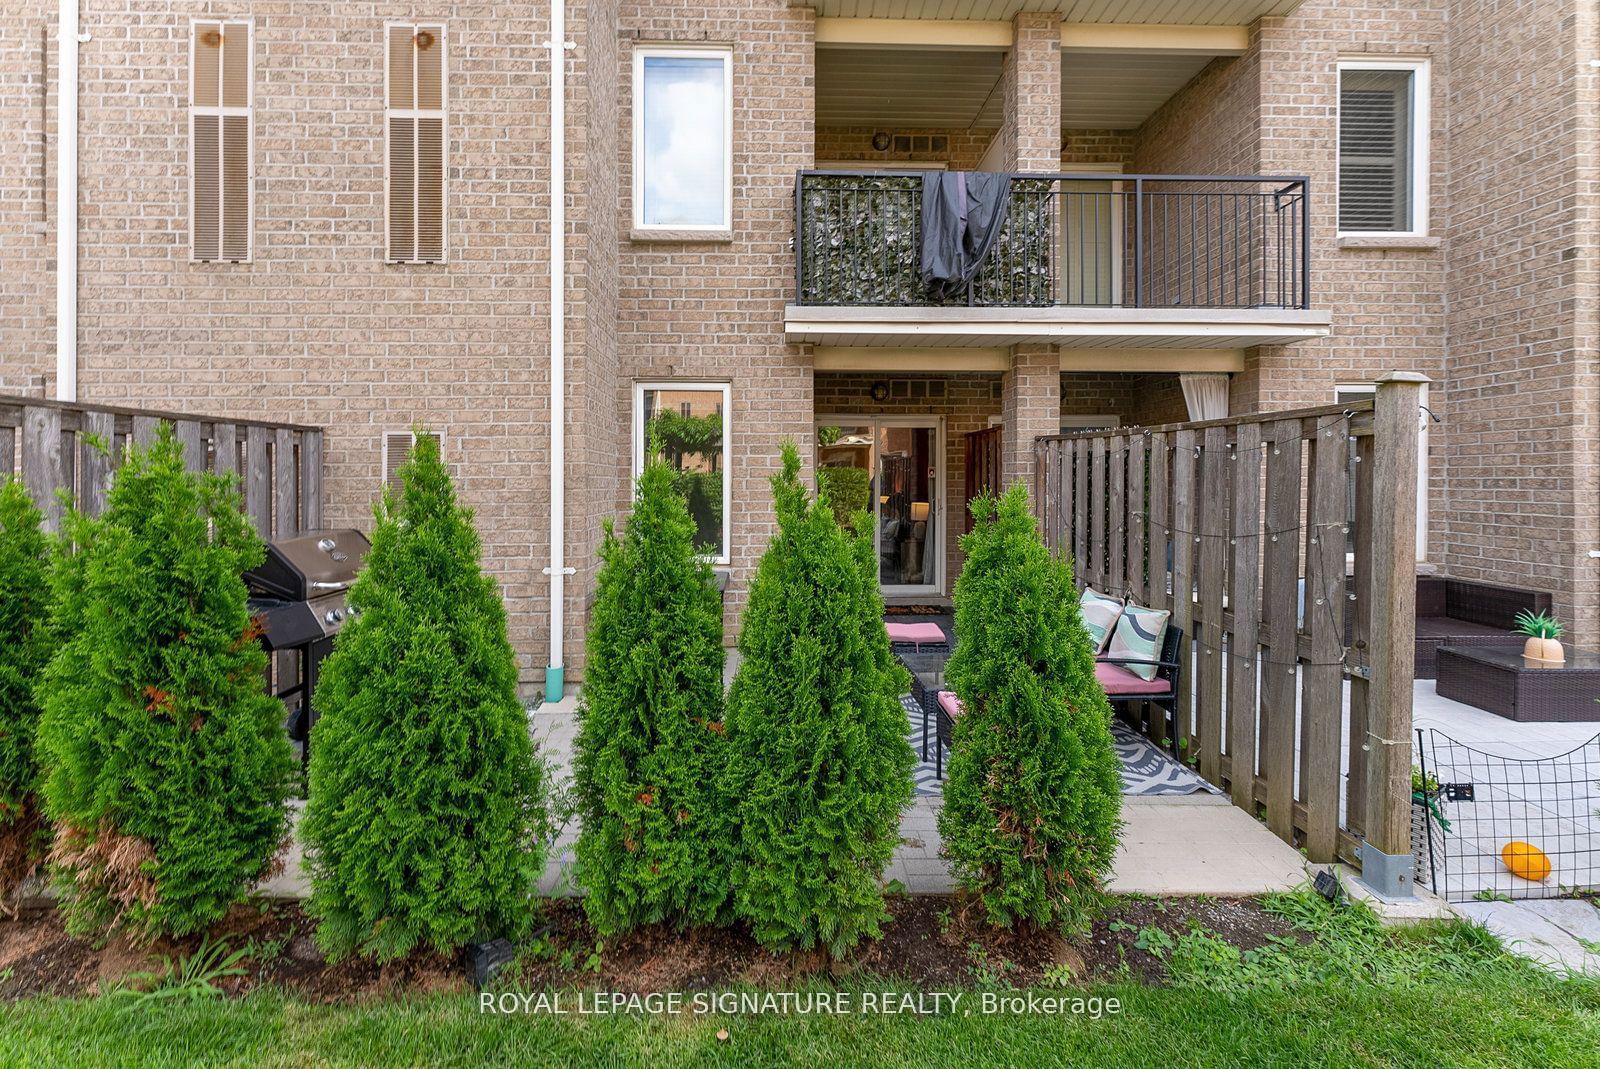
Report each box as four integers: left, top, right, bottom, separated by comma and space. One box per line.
919, 172, 1012, 300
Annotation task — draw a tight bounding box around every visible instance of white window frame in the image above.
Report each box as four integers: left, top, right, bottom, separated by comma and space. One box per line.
188, 19, 254, 263
1336, 383, 1429, 561
1335, 56, 1431, 238
385, 21, 449, 264
631, 45, 734, 234
632, 382, 732, 564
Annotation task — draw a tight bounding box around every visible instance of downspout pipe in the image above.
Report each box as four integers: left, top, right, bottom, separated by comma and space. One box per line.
542, 7, 574, 701
56, 0, 78, 402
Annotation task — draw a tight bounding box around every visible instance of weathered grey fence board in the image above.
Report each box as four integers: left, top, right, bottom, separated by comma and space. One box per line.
301, 430, 324, 531
81, 410, 115, 518
1226, 421, 1262, 811
1072, 439, 1088, 577
1089, 438, 1107, 591
1108, 434, 1126, 596
175, 419, 206, 474
1126, 434, 1146, 605
244, 426, 273, 538
1195, 425, 1228, 786
1346, 431, 1375, 837
273, 428, 298, 538
1300, 414, 1347, 860
21, 405, 64, 532
1169, 429, 1197, 753
132, 416, 160, 448
0, 426, 13, 477
1260, 420, 1303, 840
213, 423, 238, 478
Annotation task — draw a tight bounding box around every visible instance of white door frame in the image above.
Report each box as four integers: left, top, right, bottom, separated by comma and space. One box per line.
1057, 162, 1125, 306
816, 413, 946, 596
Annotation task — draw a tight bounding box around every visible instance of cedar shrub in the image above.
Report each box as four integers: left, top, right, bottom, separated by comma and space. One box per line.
723, 442, 914, 957
302, 432, 549, 962
35, 428, 294, 939
0, 479, 53, 897
937, 484, 1122, 932
572, 457, 730, 935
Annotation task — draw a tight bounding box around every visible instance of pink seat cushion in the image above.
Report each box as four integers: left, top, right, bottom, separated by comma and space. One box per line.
937, 690, 964, 719
886, 621, 947, 645
1094, 661, 1172, 696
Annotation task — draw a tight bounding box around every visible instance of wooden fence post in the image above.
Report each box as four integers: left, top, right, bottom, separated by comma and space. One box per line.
1359, 372, 1426, 896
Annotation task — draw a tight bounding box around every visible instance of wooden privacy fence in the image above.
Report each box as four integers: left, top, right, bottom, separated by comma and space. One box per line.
0, 394, 324, 541
1033, 373, 1426, 870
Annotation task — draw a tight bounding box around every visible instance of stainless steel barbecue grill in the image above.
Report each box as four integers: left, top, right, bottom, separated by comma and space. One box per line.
244, 529, 370, 767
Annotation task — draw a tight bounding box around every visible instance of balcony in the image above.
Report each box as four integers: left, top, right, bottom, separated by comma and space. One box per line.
785, 172, 1333, 353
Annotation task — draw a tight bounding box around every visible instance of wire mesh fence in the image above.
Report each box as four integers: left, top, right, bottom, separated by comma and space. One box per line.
1419, 727, 1600, 902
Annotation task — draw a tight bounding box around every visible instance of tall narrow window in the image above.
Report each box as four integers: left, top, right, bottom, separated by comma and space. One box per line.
387, 23, 447, 263
633, 383, 731, 562
632, 47, 732, 231
190, 21, 252, 262
1338, 60, 1429, 235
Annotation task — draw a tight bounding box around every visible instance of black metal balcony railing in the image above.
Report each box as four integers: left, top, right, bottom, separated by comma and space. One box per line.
793, 172, 1311, 311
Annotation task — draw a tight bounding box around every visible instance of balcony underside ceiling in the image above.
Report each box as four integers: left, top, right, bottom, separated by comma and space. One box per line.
785, 306, 1333, 349
797, 1, 1302, 24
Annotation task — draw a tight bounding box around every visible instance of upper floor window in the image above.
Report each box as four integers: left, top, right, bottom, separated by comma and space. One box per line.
633, 383, 731, 562
632, 47, 732, 232
190, 20, 253, 262
1337, 58, 1430, 236
387, 23, 447, 263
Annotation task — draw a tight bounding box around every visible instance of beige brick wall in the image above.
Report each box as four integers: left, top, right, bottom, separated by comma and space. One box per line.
1435, 0, 1600, 634
0, 13, 55, 395
13, 3, 572, 689
1134, 2, 1452, 562
9, 0, 1598, 663
615, 3, 817, 639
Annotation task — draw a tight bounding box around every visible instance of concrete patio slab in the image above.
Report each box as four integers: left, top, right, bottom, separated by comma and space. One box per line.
1454, 899, 1600, 975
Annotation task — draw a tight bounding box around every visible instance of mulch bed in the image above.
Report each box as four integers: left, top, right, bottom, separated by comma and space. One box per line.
0, 894, 1303, 1003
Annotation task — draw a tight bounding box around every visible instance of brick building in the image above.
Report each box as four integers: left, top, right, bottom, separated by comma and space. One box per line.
2, 0, 1597, 691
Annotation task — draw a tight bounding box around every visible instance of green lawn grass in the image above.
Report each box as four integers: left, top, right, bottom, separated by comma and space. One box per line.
4, 977, 1598, 1069
4, 893, 1599, 1068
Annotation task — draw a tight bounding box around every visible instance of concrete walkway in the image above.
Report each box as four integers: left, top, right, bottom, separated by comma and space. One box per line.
530, 696, 1311, 899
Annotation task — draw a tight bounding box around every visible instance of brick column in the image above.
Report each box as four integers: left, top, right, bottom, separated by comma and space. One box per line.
997, 17, 1061, 497
1001, 344, 1060, 490
999, 13, 1062, 171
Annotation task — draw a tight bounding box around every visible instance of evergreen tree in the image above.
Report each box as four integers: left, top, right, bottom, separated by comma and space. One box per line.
302, 432, 549, 961
724, 442, 914, 956
937, 484, 1122, 932
572, 458, 730, 934
35, 428, 294, 939
0, 480, 53, 896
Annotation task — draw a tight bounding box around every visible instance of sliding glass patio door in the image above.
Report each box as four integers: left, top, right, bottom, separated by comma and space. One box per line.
815, 417, 943, 596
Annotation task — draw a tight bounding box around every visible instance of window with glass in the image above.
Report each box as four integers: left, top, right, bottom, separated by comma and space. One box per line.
1338, 60, 1429, 235
632, 47, 732, 231
634, 384, 730, 561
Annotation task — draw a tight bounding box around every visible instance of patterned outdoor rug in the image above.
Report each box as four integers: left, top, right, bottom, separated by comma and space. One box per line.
902, 695, 1221, 799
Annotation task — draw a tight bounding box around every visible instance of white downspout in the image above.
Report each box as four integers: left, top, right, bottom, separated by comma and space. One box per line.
542, 8, 574, 701
56, 0, 79, 402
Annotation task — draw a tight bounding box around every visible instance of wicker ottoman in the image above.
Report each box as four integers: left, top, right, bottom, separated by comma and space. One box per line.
1435, 645, 1600, 722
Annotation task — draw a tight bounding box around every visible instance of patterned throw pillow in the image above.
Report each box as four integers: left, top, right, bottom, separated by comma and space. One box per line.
1105, 604, 1171, 681
1078, 587, 1125, 654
